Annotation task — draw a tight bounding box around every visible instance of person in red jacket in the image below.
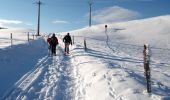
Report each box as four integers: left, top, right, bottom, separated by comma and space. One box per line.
50, 33, 58, 56
47, 37, 52, 53
47, 37, 51, 44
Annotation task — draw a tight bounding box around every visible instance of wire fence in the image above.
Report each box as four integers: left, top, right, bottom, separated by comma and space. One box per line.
0, 33, 36, 48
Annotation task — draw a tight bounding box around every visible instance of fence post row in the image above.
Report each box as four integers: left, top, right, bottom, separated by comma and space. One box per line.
11, 33, 13, 46
143, 44, 151, 93
84, 37, 87, 51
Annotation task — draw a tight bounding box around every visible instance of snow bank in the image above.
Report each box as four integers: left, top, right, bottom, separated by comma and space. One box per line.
0, 38, 48, 97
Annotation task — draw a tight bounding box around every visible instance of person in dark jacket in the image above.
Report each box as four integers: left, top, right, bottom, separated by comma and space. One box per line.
51, 33, 58, 56
63, 33, 72, 54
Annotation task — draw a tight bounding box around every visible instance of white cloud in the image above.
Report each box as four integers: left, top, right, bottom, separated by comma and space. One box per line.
25, 22, 33, 26
0, 19, 22, 24
52, 20, 69, 24
0, 19, 22, 28
92, 6, 140, 23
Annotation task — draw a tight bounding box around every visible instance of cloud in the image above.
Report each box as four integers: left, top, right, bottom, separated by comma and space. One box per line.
92, 6, 140, 23
0, 19, 22, 27
52, 20, 69, 24
25, 22, 33, 26
0, 19, 22, 24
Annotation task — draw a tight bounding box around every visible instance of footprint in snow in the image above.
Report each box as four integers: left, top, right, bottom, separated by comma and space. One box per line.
109, 87, 116, 99
92, 72, 96, 76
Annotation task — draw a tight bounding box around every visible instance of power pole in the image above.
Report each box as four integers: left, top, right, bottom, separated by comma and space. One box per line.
35, 0, 42, 36
88, 0, 93, 27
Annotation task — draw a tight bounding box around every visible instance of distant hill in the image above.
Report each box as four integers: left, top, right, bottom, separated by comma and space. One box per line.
62, 15, 170, 48
0, 27, 7, 29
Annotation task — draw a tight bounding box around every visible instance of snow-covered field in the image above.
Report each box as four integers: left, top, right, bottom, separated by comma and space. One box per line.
0, 15, 170, 100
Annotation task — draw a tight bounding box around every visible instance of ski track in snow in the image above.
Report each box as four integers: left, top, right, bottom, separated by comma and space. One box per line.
2, 46, 76, 100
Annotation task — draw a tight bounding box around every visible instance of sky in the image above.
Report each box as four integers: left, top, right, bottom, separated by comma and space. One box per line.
0, 0, 170, 33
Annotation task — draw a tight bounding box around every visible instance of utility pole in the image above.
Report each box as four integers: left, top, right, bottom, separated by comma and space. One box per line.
88, 0, 93, 27
35, 0, 42, 36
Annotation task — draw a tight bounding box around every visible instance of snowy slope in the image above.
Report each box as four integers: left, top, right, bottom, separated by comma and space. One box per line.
61, 15, 170, 99
0, 15, 170, 100
67, 15, 170, 49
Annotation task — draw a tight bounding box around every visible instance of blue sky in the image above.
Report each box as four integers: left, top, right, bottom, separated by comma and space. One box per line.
0, 0, 170, 33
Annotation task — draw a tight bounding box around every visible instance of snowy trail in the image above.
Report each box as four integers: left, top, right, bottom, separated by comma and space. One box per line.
70, 45, 131, 100
2, 45, 75, 100
2, 56, 50, 99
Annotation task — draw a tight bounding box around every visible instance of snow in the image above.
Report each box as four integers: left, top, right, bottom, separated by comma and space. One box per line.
0, 15, 170, 100
0, 39, 47, 99
67, 15, 170, 49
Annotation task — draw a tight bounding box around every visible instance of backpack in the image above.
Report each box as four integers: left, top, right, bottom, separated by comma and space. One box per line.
47, 38, 51, 44
51, 37, 58, 45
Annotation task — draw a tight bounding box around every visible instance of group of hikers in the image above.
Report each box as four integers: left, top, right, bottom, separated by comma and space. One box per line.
47, 33, 72, 56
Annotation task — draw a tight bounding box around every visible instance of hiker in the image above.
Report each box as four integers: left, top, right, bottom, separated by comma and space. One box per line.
47, 37, 52, 52
63, 33, 72, 54
50, 33, 58, 56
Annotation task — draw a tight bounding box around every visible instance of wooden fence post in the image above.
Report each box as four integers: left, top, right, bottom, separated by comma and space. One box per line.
143, 44, 151, 93
33, 34, 35, 40
84, 37, 87, 51
11, 33, 13, 46
28, 32, 30, 42
72, 35, 74, 44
